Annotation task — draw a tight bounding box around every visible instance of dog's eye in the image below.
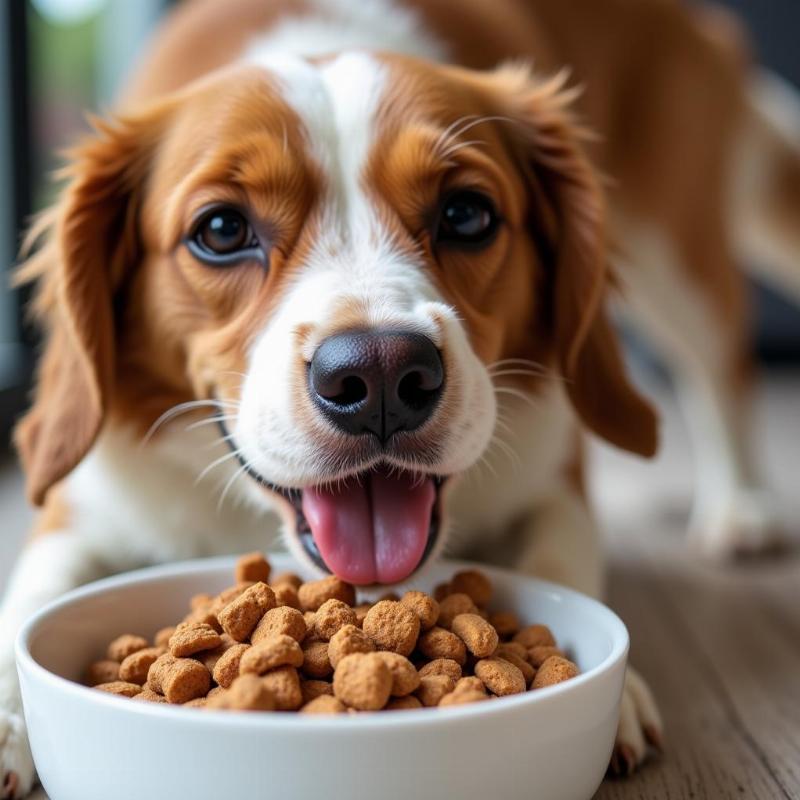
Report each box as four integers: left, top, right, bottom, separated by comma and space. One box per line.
187, 207, 264, 266
436, 191, 499, 247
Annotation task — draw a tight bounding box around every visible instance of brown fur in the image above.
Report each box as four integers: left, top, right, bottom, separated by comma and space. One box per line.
17, 0, 763, 518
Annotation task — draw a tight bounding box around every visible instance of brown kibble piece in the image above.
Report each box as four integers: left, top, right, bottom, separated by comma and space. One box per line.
261, 665, 303, 710
528, 646, 565, 668
353, 604, 371, 628
107, 634, 149, 662
146, 653, 176, 694
217, 582, 276, 642
513, 624, 556, 650
313, 599, 357, 641
439, 689, 488, 707
437, 593, 478, 629
273, 584, 301, 610
273, 571, 303, 590
94, 681, 141, 698
207, 674, 276, 711
168, 622, 222, 657
328, 624, 375, 668
451, 613, 499, 658
182, 601, 222, 633
475, 657, 526, 696
235, 552, 271, 584
85, 660, 120, 686
400, 591, 440, 630
416, 675, 455, 707
298, 576, 355, 611
454, 676, 486, 694
252, 606, 307, 645
495, 641, 529, 662
417, 627, 467, 665
362, 601, 420, 656
385, 695, 423, 711
333, 653, 392, 711
532, 656, 579, 689
197, 634, 236, 672
433, 582, 452, 601
119, 647, 164, 685
495, 649, 535, 685
190, 593, 214, 611
418, 658, 462, 682
301, 695, 346, 715
375, 652, 420, 697
132, 686, 167, 704
154, 627, 176, 648
212, 643, 250, 688
183, 697, 208, 708
209, 584, 252, 617
488, 611, 520, 639
239, 634, 303, 675
301, 679, 334, 704
449, 570, 492, 607
301, 640, 333, 679
162, 659, 211, 704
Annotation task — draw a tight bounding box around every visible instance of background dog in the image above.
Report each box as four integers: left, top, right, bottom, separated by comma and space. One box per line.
2, 0, 799, 796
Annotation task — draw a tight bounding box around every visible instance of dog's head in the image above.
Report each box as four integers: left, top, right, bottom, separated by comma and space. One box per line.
16, 52, 657, 584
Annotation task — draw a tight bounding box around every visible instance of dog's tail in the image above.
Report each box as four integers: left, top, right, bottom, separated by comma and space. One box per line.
732, 68, 800, 302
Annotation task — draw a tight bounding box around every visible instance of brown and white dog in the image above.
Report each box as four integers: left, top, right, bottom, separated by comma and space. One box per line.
3, 0, 800, 794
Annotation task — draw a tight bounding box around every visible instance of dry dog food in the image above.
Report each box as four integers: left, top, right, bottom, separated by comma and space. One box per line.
84, 554, 580, 713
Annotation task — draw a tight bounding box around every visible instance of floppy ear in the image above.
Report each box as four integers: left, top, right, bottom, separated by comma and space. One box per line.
487, 66, 658, 457
15, 111, 163, 505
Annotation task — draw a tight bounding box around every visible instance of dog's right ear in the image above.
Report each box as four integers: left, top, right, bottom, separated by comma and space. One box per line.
14, 106, 170, 506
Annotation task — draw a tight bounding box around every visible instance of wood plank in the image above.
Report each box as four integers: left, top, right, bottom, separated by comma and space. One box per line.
594, 545, 792, 800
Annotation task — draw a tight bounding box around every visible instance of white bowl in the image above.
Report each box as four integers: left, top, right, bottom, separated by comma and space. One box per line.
16, 555, 627, 800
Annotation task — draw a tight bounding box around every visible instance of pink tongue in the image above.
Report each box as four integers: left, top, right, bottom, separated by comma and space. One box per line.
301, 471, 436, 585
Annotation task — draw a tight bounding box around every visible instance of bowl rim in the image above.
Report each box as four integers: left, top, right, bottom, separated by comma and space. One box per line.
16, 555, 629, 730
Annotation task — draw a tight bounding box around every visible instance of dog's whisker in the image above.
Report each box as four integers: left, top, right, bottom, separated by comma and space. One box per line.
200, 431, 239, 451
184, 414, 239, 432
217, 462, 251, 513
488, 434, 522, 471
486, 357, 547, 371
195, 448, 247, 486
493, 385, 540, 410
141, 400, 237, 447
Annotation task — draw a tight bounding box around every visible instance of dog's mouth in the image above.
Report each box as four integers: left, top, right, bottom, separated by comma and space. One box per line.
219, 423, 445, 585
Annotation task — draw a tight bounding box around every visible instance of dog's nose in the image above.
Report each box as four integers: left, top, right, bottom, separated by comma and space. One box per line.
309, 330, 444, 442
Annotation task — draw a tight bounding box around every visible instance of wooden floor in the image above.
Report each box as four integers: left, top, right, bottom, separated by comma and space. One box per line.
2, 373, 799, 800
592, 372, 800, 800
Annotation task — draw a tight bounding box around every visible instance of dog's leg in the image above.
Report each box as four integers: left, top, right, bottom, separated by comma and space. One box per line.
0, 531, 109, 799
615, 220, 782, 559
516, 486, 663, 774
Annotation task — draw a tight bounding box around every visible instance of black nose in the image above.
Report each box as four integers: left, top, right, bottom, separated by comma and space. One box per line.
308, 330, 444, 442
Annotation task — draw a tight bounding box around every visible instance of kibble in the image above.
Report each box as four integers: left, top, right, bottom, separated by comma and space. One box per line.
333, 653, 392, 711
451, 613, 499, 658
531, 656, 579, 689
217, 582, 275, 642
298, 576, 355, 611
235, 552, 272, 584
362, 601, 420, 657
107, 634, 148, 662
88, 556, 579, 714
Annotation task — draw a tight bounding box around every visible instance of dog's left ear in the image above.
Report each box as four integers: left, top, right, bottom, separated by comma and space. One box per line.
480, 65, 658, 457
15, 106, 169, 505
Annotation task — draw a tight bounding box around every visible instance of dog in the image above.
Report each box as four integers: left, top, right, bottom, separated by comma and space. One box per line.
2, 0, 800, 795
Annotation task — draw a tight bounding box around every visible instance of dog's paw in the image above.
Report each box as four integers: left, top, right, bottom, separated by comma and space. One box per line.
0, 711, 35, 799
608, 667, 663, 777
688, 489, 787, 561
